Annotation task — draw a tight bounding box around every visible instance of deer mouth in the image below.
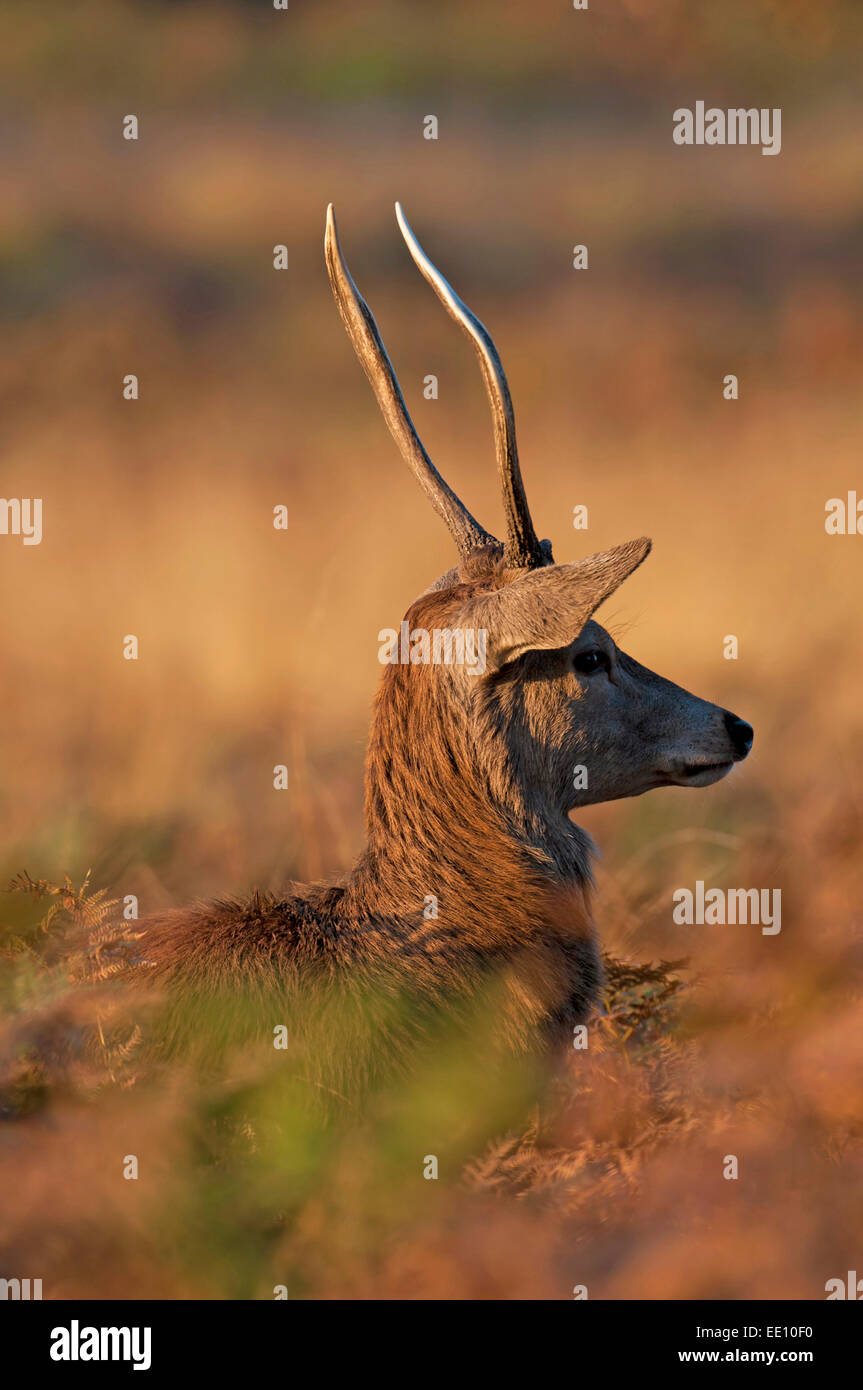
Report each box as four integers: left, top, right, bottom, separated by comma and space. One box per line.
671, 760, 734, 787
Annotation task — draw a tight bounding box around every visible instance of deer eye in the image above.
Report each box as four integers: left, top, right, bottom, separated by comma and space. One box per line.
573, 648, 610, 676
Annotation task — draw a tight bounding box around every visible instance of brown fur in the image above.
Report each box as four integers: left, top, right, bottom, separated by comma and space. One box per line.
127, 210, 752, 1082
132, 543, 750, 1083
136, 553, 602, 1069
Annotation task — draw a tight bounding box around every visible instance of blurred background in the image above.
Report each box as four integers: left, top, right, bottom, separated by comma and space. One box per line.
0, 0, 862, 1299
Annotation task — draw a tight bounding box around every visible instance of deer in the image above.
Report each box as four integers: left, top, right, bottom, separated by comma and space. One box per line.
128, 204, 753, 1086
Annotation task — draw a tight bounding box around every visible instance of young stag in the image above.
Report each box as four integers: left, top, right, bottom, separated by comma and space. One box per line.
135, 204, 753, 1065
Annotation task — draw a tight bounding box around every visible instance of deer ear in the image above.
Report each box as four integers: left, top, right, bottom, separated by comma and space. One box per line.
473, 537, 652, 671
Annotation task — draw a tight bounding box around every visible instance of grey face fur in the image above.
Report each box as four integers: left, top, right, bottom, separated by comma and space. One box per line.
424, 542, 752, 826
564, 619, 749, 801
493, 613, 751, 813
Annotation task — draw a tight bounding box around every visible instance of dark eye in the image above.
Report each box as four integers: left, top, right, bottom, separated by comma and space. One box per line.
573, 648, 610, 676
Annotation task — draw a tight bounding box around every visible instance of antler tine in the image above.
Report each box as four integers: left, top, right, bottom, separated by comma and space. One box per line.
325, 205, 496, 560
394, 202, 546, 570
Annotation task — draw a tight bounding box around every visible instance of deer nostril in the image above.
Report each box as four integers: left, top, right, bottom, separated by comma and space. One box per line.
724, 711, 754, 760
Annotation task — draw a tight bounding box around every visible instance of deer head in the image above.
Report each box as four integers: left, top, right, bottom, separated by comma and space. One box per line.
325, 205, 753, 881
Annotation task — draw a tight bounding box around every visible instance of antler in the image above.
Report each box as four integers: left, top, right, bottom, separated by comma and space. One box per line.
325, 204, 495, 559
394, 202, 546, 570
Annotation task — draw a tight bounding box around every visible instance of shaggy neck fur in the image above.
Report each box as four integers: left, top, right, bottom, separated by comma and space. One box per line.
344, 577, 595, 952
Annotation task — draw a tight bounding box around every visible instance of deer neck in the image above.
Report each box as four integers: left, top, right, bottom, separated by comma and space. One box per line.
346, 666, 594, 941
